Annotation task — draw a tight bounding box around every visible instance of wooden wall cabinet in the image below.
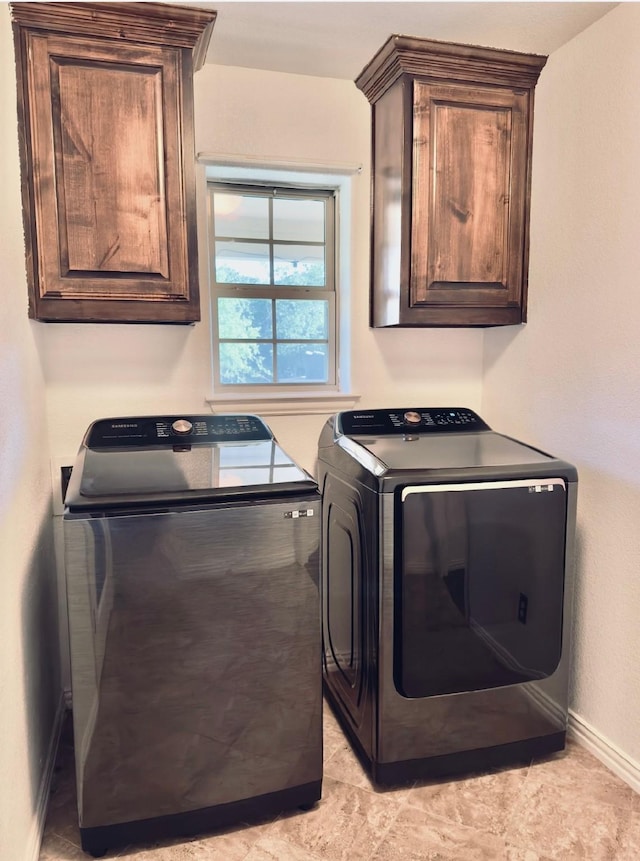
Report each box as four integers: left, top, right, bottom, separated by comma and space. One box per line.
11, 2, 216, 323
356, 36, 547, 327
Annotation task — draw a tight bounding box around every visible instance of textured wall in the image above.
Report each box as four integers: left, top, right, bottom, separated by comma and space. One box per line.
482, 3, 640, 763
0, 7, 61, 860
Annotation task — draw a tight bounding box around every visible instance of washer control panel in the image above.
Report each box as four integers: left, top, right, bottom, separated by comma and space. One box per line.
338, 408, 490, 436
86, 415, 272, 448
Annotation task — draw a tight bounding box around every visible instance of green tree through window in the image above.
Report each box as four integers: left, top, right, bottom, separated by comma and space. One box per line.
209, 183, 336, 388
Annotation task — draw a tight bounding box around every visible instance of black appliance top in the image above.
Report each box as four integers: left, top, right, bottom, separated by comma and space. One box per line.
319, 408, 578, 487
65, 415, 317, 512
85, 414, 274, 447
337, 407, 490, 436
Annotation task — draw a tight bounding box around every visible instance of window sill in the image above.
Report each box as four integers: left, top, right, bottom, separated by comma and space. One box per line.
205, 391, 361, 417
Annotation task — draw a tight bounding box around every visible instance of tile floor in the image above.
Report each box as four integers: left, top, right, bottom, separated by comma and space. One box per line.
40, 705, 640, 861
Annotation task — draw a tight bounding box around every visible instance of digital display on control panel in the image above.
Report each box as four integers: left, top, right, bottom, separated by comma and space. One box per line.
87, 415, 273, 448
338, 408, 490, 436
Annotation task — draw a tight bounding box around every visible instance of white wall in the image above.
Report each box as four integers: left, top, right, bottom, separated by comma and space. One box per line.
38, 63, 483, 476
0, 7, 61, 860
483, 3, 640, 764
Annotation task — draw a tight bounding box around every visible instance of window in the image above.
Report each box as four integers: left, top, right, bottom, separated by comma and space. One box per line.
208, 182, 337, 391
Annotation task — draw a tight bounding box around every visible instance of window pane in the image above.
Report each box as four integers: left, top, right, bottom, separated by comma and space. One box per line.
214, 193, 269, 239
218, 298, 272, 339
276, 299, 328, 340
215, 241, 270, 284
274, 244, 325, 286
219, 343, 273, 385
210, 182, 336, 391
277, 343, 329, 383
273, 198, 325, 242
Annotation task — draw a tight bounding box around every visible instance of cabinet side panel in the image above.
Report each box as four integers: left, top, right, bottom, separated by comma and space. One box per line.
371, 82, 407, 327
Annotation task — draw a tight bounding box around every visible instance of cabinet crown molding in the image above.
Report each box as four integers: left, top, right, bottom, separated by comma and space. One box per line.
355, 34, 547, 103
10, 2, 216, 69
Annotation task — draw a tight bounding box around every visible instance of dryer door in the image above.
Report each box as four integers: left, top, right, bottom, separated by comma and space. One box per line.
396, 478, 567, 698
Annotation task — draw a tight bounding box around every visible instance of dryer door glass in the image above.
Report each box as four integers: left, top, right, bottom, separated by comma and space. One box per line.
396, 479, 567, 698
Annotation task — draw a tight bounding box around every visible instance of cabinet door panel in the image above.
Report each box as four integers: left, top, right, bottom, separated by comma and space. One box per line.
412, 83, 527, 309
430, 102, 510, 287
56, 61, 169, 279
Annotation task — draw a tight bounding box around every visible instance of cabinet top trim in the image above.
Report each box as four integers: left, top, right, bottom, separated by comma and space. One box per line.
355, 34, 547, 102
10, 2, 216, 69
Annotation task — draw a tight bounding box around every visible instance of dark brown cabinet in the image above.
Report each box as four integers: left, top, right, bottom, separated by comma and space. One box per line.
356, 36, 547, 327
11, 2, 216, 323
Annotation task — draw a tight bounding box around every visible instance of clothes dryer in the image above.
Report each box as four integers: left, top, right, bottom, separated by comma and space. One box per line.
317, 407, 577, 785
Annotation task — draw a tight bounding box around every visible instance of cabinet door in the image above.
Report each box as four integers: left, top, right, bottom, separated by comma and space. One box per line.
19, 32, 198, 322
410, 82, 530, 323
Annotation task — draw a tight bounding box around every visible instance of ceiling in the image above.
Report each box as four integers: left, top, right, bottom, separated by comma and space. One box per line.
187, 1, 618, 80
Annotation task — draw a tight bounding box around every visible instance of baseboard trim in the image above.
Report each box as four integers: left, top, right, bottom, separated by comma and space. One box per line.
568, 709, 640, 793
25, 694, 66, 861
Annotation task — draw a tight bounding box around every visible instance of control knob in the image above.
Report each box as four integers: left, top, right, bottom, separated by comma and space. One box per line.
403, 411, 422, 426
171, 419, 193, 435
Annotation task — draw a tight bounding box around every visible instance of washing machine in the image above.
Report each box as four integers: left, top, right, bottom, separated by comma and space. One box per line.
317, 407, 577, 785
64, 414, 322, 856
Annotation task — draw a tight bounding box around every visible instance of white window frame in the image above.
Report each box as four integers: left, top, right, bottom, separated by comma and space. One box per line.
201, 158, 360, 416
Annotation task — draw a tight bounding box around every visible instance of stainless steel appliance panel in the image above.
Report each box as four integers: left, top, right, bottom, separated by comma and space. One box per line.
376, 482, 577, 765
65, 496, 321, 829
344, 431, 555, 473
321, 472, 376, 759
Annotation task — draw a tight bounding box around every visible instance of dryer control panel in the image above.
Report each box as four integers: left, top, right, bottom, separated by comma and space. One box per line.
86, 415, 272, 448
338, 408, 490, 436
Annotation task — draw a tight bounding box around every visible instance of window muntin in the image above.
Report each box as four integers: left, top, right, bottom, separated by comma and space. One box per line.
209, 182, 336, 390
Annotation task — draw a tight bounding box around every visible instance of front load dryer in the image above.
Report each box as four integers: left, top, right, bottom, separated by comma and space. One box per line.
317, 407, 577, 785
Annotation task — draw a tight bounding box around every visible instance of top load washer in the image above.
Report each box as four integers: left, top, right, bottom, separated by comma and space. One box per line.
317, 407, 577, 785
64, 414, 322, 856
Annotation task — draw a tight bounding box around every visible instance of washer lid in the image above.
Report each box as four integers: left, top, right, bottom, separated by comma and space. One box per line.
65, 415, 316, 510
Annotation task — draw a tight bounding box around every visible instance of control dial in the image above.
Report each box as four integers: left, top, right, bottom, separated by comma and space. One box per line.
171, 419, 193, 435
403, 411, 422, 427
